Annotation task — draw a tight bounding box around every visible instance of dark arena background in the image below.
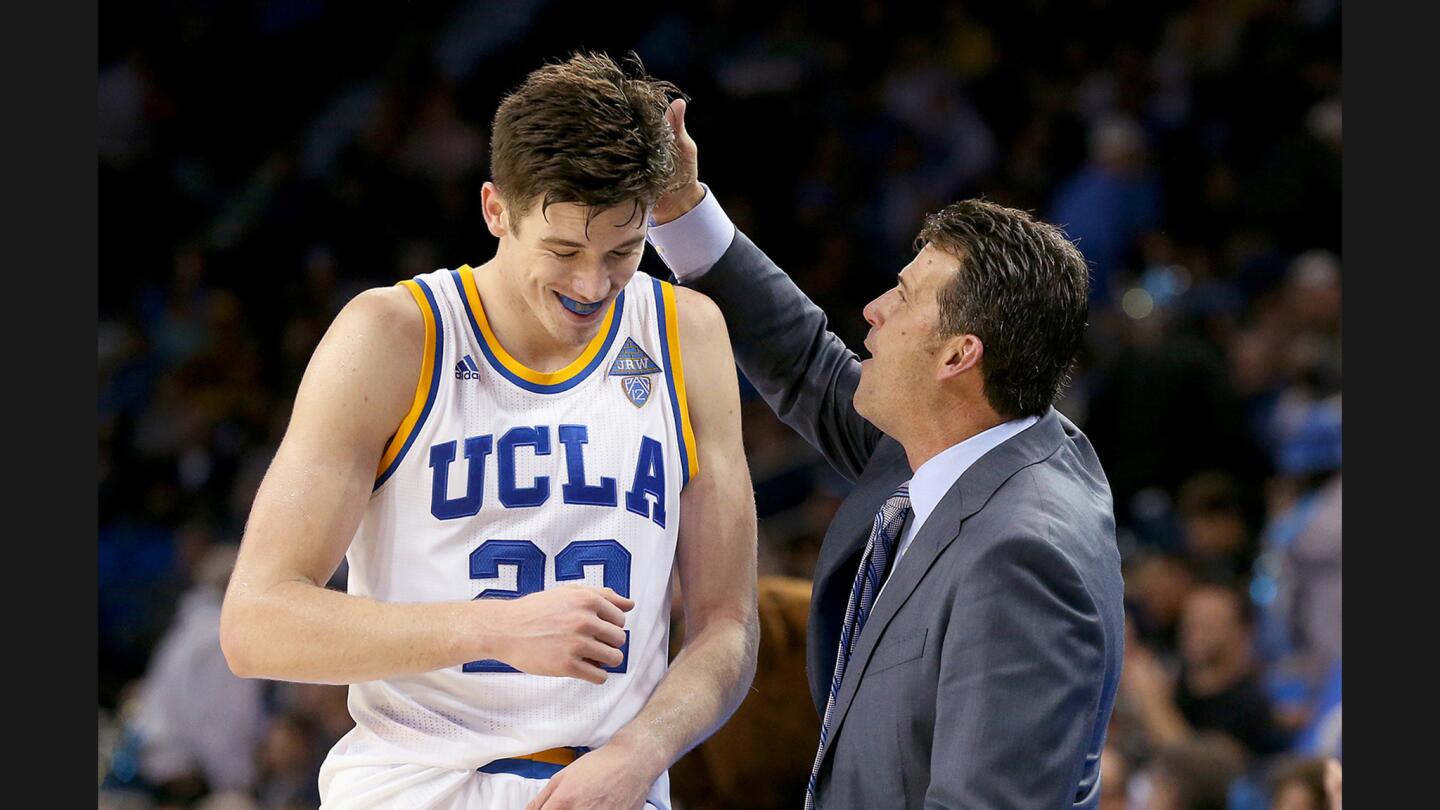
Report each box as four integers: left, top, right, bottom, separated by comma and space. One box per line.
98, 1, 1341, 808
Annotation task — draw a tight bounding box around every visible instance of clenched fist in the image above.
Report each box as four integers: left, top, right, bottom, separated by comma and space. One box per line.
477, 585, 635, 684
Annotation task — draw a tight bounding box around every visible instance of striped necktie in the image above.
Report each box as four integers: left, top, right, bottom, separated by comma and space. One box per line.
805, 484, 912, 810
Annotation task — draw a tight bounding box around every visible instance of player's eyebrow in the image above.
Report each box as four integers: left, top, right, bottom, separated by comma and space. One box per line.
898, 272, 911, 297
610, 236, 647, 251
540, 236, 647, 251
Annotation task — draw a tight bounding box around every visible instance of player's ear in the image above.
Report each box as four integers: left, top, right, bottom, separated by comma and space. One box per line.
481, 182, 510, 238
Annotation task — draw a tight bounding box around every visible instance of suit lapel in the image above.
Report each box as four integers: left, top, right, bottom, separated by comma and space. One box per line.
818, 409, 1069, 765
819, 488, 973, 752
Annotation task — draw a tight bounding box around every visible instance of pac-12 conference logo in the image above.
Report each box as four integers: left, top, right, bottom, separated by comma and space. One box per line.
608, 337, 661, 408
622, 376, 652, 407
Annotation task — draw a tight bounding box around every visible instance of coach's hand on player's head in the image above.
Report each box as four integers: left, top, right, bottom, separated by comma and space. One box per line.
650, 98, 704, 225
485, 585, 634, 685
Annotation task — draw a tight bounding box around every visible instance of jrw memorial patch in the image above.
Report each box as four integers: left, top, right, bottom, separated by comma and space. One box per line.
609, 337, 662, 408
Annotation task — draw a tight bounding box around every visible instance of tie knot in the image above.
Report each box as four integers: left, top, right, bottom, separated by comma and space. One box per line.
887, 484, 911, 512
877, 484, 912, 535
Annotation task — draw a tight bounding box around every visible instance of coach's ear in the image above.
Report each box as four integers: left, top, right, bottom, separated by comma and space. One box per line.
481, 182, 510, 238
936, 333, 984, 383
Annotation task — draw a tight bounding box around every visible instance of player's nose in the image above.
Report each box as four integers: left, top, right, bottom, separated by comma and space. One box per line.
569, 267, 610, 304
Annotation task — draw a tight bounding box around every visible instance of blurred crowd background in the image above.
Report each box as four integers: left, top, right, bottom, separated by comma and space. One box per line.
98, 1, 1341, 808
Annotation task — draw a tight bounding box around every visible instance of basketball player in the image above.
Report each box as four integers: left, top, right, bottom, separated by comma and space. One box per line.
219, 54, 759, 810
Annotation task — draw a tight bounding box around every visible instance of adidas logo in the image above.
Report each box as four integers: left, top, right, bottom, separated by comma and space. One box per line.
455, 355, 481, 380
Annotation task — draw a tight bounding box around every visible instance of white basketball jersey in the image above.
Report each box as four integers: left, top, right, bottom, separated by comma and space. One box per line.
320, 264, 697, 803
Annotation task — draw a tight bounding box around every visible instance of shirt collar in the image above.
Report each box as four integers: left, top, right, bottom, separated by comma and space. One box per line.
906, 414, 1040, 531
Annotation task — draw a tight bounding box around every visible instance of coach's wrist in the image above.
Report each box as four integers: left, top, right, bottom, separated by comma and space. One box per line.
651, 181, 706, 226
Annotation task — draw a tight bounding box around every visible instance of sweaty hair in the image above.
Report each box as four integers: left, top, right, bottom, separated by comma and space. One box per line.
489, 52, 680, 231
916, 200, 1090, 419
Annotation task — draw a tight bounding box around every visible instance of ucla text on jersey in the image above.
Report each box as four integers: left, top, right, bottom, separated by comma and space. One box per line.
428, 426, 668, 526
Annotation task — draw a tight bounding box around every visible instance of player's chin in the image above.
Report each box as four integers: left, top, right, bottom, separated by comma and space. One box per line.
551, 319, 601, 349
539, 305, 588, 341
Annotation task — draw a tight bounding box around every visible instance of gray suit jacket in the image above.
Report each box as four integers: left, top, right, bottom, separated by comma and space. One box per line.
688, 230, 1125, 809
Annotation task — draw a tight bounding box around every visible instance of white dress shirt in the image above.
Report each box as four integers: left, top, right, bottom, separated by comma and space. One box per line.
647, 186, 1042, 600
647, 183, 736, 281
878, 415, 1038, 602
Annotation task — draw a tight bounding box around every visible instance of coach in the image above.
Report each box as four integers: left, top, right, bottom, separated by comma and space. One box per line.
647, 100, 1125, 809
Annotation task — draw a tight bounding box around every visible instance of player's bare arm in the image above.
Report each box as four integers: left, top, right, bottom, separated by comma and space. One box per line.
220, 286, 633, 685
528, 288, 760, 810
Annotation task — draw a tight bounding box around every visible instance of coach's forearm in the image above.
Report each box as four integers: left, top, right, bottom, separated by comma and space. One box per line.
220, 579, 493, 684
606, 611, 759, 776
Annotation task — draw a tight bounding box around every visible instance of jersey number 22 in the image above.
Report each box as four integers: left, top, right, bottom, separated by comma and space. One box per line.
463, 538, 632, 674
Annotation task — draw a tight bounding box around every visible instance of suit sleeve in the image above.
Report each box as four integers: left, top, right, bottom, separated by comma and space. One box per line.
688, 229, 882, 481
925, 533, 1107, 809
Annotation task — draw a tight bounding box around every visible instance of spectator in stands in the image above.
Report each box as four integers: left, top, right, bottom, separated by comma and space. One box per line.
1125, 550, 1198, 651
1048, 114, 1162, 305
1099, 744, 1132, 810
1267, 756, 1330, 810
1142, 732, 1246, 810
1264, 396, 1341, 670
255, 711, 323, 809
1324, 758, 1342, 810
128, 544, 267, 802
1122, 582, 1287, 758
1176, 471, 1257, 580
1253, 394, 1341, 737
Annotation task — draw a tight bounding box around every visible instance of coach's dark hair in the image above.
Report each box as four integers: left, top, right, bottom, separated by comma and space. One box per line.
917, 200, 1090, 418
490, 52, 679, 231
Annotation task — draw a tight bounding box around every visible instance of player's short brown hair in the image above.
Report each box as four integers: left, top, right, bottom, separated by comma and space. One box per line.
490, 52, 680, 231
917, 200, 1091, 419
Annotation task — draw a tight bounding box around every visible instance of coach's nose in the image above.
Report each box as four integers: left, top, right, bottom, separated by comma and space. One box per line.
863, 293, 888, 328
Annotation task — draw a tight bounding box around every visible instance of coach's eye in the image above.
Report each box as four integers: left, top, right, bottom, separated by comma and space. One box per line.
549, 250, 578, 259
610, 249, 637, 258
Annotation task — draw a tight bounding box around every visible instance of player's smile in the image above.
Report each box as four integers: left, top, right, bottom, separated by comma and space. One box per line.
556, 292, 605, 319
